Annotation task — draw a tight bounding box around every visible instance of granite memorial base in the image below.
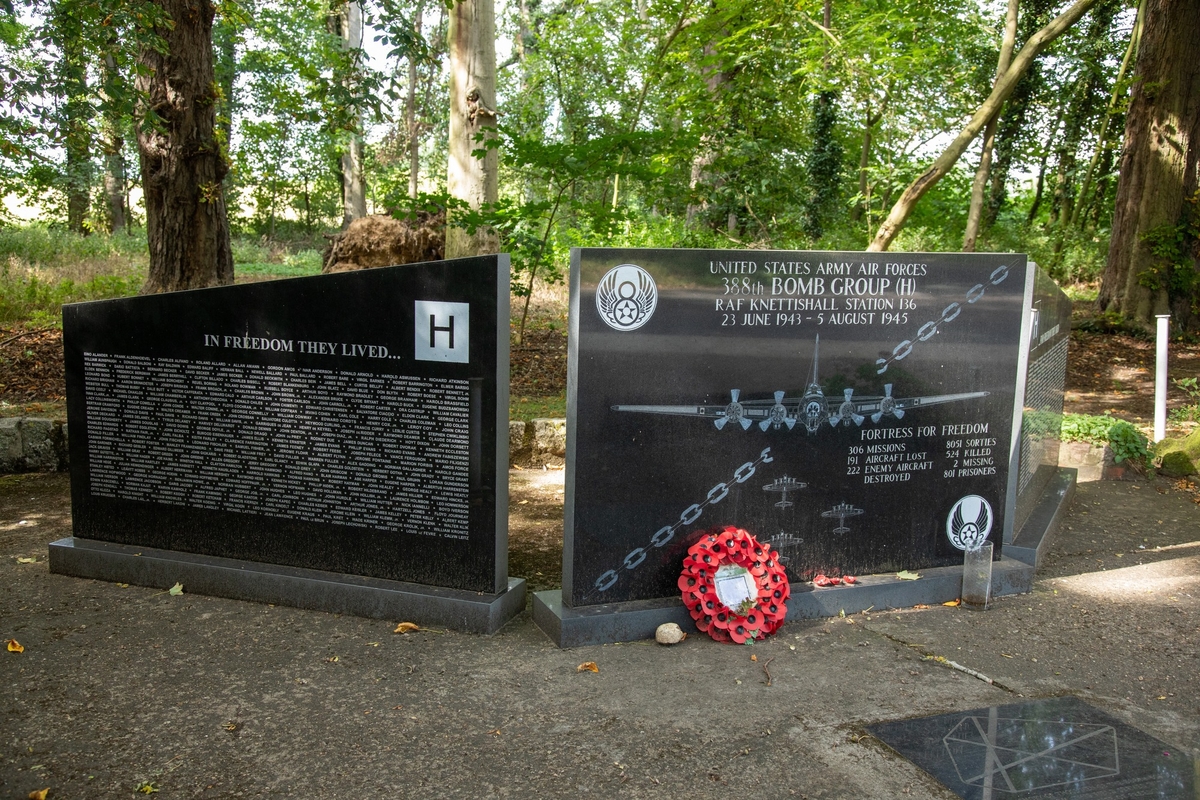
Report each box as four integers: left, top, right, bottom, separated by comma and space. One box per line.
50, 536, 526, 635
533, 465, 1075, 648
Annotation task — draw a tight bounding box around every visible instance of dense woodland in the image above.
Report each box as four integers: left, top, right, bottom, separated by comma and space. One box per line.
0, 0, 1197, 330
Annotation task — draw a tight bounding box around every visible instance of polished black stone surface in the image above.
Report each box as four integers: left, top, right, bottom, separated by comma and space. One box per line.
565, 248, 1033, 607
63, 256, 509, 593
1012, 266, 1072, 539
868, 696, 1196, 799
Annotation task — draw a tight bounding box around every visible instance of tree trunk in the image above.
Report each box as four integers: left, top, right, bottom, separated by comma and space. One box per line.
406, 6, 423, 200
136, 0, 233, 293
332, 0, 367, 227
867, 0, 1100, 252
686, 40, 730, 228
445, 0, 499, 257
58, 10, 91, 235
850, 100, 885, 224
100, 53, 127, 234
1072, 0, 1142, 229
963, 0, 1019, 252
1098, 0, 1200, 332
213, 10, 237, 152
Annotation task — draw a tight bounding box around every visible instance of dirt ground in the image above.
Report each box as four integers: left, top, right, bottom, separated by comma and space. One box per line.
1, 471, 1198, 798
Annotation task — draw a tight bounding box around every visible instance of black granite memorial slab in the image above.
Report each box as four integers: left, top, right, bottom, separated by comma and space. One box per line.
562, 248, 1033, 608
55, 257, 515, 610
1012, 267, 1073, 543
867, 696, 1196, 799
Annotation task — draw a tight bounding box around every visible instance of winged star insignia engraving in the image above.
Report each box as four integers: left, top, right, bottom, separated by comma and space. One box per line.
596, 264, 657, 331
946, 495, 992, 550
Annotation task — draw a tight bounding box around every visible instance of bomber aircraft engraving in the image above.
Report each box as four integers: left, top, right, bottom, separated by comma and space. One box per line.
611, 335, 989, 434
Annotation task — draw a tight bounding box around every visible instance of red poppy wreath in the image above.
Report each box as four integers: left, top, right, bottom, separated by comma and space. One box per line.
677, 526, 790, 643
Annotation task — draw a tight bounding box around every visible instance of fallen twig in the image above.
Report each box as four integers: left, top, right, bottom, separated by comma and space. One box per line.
0, 327, 57, 348
761, 655, 776, 686
923, 654, 993, 684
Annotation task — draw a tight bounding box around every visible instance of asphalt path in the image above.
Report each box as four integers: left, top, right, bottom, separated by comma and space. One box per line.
2, 472, 1197, 799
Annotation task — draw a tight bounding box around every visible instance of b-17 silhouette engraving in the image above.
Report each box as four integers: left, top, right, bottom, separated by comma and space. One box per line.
611, 335, 988, 434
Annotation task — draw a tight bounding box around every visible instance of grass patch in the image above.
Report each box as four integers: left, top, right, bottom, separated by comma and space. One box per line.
511, 394, 566, 421
0, 399, 66, 419
0, 225, 147, 326
235, 249, 323, 279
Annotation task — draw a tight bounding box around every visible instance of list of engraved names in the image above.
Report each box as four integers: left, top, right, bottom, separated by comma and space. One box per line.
83, 353, 471, 539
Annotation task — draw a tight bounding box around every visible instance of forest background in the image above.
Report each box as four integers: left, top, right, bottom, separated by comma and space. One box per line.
0, 0, 1196, 351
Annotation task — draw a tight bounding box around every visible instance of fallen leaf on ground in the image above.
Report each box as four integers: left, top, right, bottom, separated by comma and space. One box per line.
488, 728, 501, 735
168, 583, 183, 596
943, 599, 961, 607
394, 622, 420, 634
577, 661, 599, 673
6, 639, 24, 653
136, 783, 159, 794
750, 654, 758, 662
896, 570, 920, 581
913, 604, 931, 610
16, 557, 37, 564
28, 789, 48, 800
326, 656, 339, 663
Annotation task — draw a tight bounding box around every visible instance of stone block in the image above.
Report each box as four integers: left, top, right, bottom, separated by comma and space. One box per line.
1155, 427, 1200, 478
0, 418, 21, 473
508, 421, 529, 466
531, 418, 566, 465
20, 418, 59, 471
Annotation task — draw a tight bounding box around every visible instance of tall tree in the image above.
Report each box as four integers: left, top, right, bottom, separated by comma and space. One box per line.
962, 0, 1018, 252
137, 0, 234, 292
99, 52, 128, 233
50, 0, 93, 233
330, 0, 367, 226
867, 0, 1101, 252
445, 0, 499, 257
803, 0, 841, 241
1097, 0, 1200, 332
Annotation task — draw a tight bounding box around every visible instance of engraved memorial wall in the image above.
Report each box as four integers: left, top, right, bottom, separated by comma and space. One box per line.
51, 256, 523, 631
536, 248, 1063, 645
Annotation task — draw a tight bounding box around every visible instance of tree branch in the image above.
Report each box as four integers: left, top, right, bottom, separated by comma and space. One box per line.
867, 0, 1101, 252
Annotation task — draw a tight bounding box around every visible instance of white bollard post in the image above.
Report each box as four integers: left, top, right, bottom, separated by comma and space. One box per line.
1155, 314, 1170, 442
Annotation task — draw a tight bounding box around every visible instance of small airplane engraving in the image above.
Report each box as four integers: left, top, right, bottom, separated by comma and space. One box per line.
821, 503, 865, 534
763, 475, 807, 508
611, 335, 988, 434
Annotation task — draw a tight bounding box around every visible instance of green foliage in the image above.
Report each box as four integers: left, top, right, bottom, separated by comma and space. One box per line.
1059, 413, 1119, 445
1058, 413, 1149, 466
0, 227, 146, 321
510, 395, 566, 422
0, 260, 141, 325
1169, 377, 1200, 424
1137, 192, 1200, 300
234, 249, 323, 278
1107, 420, 1149, 465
